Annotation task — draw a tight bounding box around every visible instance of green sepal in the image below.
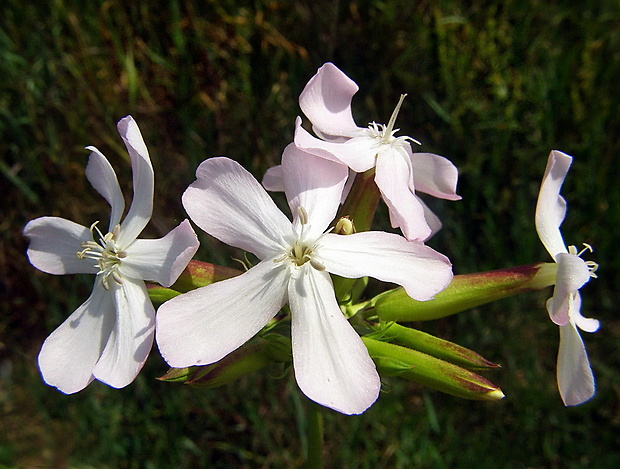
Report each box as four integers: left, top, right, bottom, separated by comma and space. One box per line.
375, 263, 557, 322
362, 337, 504, 401
158, 334, 292, 389
367, 322, 499, 371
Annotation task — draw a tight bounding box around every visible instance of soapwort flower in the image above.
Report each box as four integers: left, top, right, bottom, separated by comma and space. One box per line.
23, 116, 199, 394
156, 145, 453, 414
535, 150, 599, 405
277, 62, 461, 241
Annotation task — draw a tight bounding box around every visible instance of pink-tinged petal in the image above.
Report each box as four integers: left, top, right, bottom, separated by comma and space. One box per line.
319, 232, 452, 301
416, 196, 443, 239
299, 62, 361, 138
289, 267, 380, 414
84, 147, 125, 228
294, 121, 377, 172
24, 217, 97, 275
156, 259, 288, 368
116, 116, 154, 246
546, 253, 592, 325
282, 143, 348, 239
122, 219, 199, 287
569, 293, 600, 333
410, 152, 461, 201
557, 322, 595, 406
92, 277, 155, 388
262, 165, 284, 192
375, 150, 432, 241
182, 157, 292, 259
535, 150, 572, 258
38, 280, 115, 394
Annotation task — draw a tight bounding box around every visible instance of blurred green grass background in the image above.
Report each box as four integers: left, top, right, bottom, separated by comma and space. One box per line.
1, 0, 619, 467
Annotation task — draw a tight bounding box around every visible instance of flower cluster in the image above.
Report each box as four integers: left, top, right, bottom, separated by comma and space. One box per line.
24, 63, 600, 412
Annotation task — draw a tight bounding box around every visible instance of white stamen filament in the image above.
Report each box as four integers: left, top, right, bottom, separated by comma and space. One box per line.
76, 222, 127, 289
568, 243, 599, 278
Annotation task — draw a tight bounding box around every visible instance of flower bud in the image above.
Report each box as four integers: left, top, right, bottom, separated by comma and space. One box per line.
362, 337, 504, 401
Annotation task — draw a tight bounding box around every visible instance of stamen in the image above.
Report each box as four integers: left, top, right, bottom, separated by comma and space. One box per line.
297, 206, 309, 225
385, 94, 407, 136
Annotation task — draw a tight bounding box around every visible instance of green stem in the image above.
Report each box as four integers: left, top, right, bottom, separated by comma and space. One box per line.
305, 399, 324, 469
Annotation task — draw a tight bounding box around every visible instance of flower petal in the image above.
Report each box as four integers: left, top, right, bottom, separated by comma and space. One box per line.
535, 150, 572, 258
92, 277, 155, 388
546, 253, 592, 325
294, 121, 377, 173
282, 143, 348, 239
319, 232, 452, 301
262, 164, 284, 192
375, 150, 432, 241
182, 157, 292, 259
289, 267, 380, 414
116, 116, 154, 246
299, 62, 361, 138
24, 217, 97, 275
122, 219, 199, 287
38, 280, 115, 394
411, 152, 461, 201
557, 322, 595, 406
84, 147, 125, 228
156, 258, 288, 367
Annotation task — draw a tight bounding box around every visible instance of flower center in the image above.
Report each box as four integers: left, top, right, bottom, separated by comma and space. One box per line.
275, 206, 326, 271
568, 243, 598, 279
77, 221, 127, 289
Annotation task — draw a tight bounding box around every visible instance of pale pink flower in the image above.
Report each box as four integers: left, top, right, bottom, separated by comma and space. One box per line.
264, 62, 461, 241
24, 116, 199, 394
156, 145, 453, 414
535, 150, 599, 405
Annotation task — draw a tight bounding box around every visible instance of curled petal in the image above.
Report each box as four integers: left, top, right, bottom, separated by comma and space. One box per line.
411, 152, 461, 201
38, 281, 115, 394
375, 150, 432, 241
546, 253, 592, 325
319, 231, 452, 301
262, 165, 284, 192
122, 219, 199, 287
282, 143, 348, 240
24, 217, 96, 275
156, 259, 288, 368
289, 267, 380, 414
568, 293, 600, 333
535, 150, 572, 258
299, 62, 361, 138
84, 147, 125, 228
93, 278, 155, 388
557, 323, 595, 406
183, 157, 292, 259
294, 121, 376, 173
117, 116, 154, 246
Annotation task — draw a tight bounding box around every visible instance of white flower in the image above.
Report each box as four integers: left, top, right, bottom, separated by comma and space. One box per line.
156, 145, 453, 414
535, 150, 599, 405
23, 116, 199, 394
263, 62, 461, 241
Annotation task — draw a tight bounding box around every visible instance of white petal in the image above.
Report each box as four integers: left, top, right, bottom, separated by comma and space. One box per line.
375, 151, 432, 241
92, 277, 155, 388
282, 143, 348, 240
546, 253, 592, 325
299, 62, 361, 138
262, 165, 284, 192
84, 147, 125, 228
535, 150, 572, 258
410, 152, 461, 201
294, 122, 377, 173
182, 157, 292, 259
416, 196, 443, 240
38, 281, 115, 394
289, 267, 380, 414
319, 232, 453, 301
24, 217, 97, 275
156, 258, 288, 367
557, 323, 595, 406
567, 293, 600, 333
116, 116, 154, 246
121, 219, 199, 287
